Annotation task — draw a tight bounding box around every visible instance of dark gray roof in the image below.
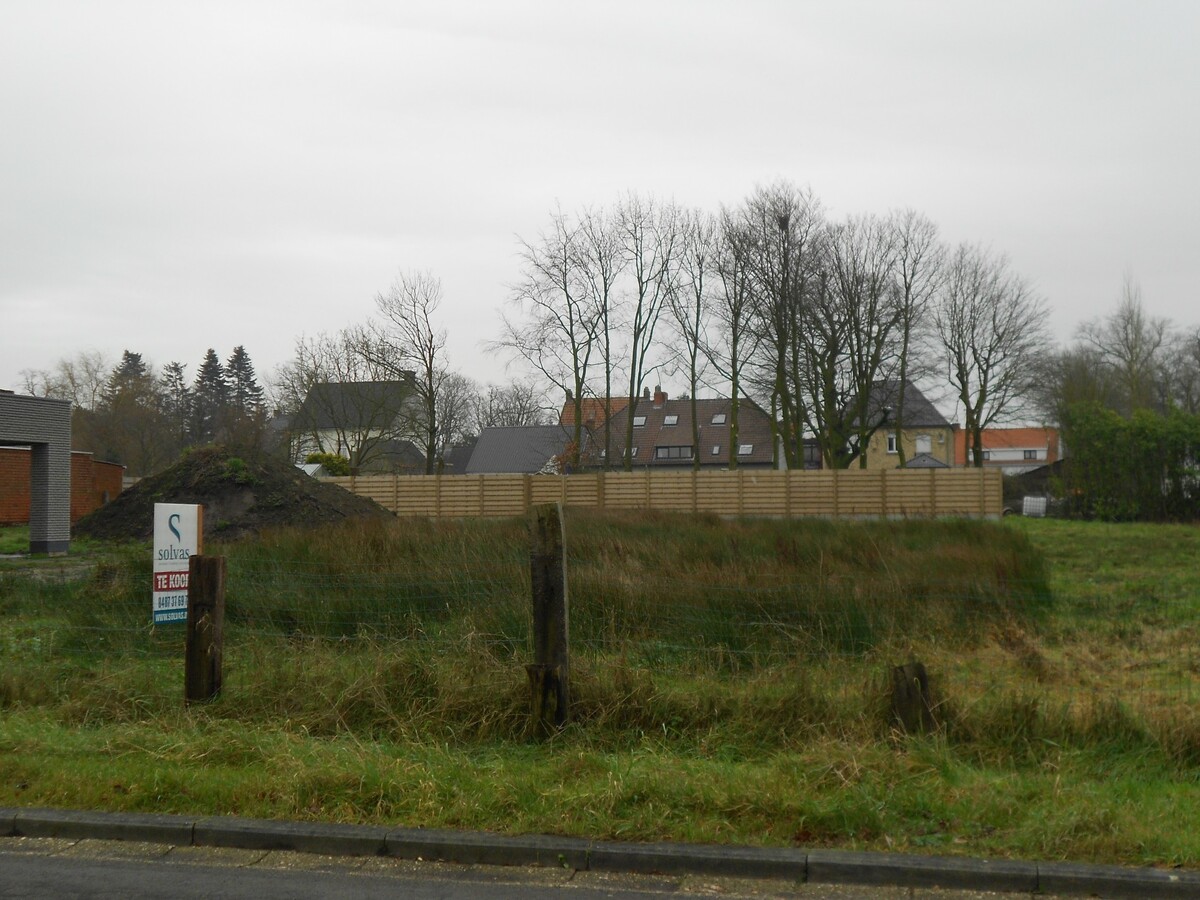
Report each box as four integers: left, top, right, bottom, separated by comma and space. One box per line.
904, 452, 950, 468
365, 439, 427, 474
865, 380, 951, 429
295, 379, 414, 431
441, 438, 478, 475
465, 425, 575, 474
604, 396, 775, 468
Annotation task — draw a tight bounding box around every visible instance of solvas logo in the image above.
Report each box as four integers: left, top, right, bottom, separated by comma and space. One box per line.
157, 512, 193, 561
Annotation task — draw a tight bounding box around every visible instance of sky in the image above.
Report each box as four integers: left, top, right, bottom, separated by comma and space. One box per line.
3, 0, 1197, 403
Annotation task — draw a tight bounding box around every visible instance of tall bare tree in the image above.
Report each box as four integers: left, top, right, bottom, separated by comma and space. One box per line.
668, 208, 716, 470
817, 214, 903, 468
365, 270, 450, 474
577, 204, 627, 467
707, 207, 761, 469
739, 181, 823, 468
616, 193, 681, 470
934, 245, 1049, 466
887, 209, 943, 464
493, 208, 599, 468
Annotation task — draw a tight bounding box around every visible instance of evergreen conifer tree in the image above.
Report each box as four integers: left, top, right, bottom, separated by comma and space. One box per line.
191, 348, 229, 444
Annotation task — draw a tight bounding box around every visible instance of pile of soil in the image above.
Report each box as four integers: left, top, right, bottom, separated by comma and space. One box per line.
74, 446, 393, 542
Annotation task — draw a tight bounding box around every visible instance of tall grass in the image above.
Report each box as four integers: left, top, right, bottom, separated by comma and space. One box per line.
3, 512, 1058, 747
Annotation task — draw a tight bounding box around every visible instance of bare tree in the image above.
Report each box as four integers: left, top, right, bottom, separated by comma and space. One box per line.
616, 193, 681, 470
434, 371, 481, 461
365, 270, 451, 474
1165, 327, 1200, 414
887, 209, 943, 465
576, 204, 627, 467
934, 245, 1050, 466
493, 208, 599, 468
1030, 344, 1119, 426
799, 213, 902, 469
469, 379, 552, 433
739, 181, 824, 468
706, 207, 761, 469
1077, 276, 1171, 415
668, 208, 716, 470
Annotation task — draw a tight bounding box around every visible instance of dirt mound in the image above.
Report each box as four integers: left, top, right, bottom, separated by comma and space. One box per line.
74, 446, 393, 542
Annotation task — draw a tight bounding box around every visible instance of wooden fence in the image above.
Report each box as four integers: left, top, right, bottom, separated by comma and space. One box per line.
323, 467, 1003, 519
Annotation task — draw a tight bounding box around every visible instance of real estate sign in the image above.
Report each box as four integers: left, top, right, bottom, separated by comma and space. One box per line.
152, 503, 203, 624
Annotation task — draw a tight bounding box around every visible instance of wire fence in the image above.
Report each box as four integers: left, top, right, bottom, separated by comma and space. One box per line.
3, 556, 1198, 727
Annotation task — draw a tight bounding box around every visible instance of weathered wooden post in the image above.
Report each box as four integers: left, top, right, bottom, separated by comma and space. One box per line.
185, 555, 226, 705
526, 503, 569, 736
890, 660, 938, 734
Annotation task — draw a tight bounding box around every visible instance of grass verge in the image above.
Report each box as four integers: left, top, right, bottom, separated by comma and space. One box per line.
1, 514, 1198, 866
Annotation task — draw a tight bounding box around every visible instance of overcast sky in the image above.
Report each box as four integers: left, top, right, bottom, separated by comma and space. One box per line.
3, 0, 1197, 403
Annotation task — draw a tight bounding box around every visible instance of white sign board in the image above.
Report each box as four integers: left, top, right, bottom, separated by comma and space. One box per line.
152, 503, 203, 624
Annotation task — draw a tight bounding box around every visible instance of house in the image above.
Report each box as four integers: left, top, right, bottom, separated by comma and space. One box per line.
289, 376, 418, 472
954, 427, 1063, 474
465, 425, 577, 474
558, 393, 631, 429
440, 437, 478, 475
859, 380, 956, 469
0, 447, 124, 526
601, 387, 776, 469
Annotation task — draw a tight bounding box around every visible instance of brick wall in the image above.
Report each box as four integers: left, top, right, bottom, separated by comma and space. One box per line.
0, 447, 124, 526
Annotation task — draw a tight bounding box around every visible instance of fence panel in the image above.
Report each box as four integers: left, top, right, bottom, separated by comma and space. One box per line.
323, 467, 1002, 519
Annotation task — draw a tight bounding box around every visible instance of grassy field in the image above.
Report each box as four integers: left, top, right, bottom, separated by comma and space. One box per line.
1, 513, 1198, 867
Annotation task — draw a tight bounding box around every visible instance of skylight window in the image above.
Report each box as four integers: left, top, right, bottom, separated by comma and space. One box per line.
711, 413, 726, 425
711, 445, 720, 456
663, 414, 679, 426
633, 416, 647, 427
737, 444, 753, 456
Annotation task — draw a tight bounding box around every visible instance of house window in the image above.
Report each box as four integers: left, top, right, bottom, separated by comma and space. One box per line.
981, 450, 990, 461
915, 434, 932, 454
1023, 449, 1038, 460
633, 416, 646, 427
631, 446, 638, 458
886, 434, 898, 454
737, 444, 753, 456
663, 414, 679, 426
711, 445, 721, 456
655, 445, 694, 460
711, 413, 726, 425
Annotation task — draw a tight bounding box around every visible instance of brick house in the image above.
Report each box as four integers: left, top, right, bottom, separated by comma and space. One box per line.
0, 448, 124, 526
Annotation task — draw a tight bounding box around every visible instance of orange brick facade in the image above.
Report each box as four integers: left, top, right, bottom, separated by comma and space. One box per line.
0, 448, 124, 526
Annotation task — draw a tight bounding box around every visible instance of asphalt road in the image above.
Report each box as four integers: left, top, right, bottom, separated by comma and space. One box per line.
0, 837, 1073, 900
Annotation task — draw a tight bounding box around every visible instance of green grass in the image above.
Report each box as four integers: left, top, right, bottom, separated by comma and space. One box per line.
1, 514, 1198, 867
0, 525, 30, 555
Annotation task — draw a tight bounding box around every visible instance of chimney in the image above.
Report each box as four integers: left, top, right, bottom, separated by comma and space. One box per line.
565, 388, 573, 401
653, 385, 667, 408
642, 387, 650, 400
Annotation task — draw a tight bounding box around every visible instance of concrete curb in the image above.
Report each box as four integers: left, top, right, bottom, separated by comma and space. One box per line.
1, 806, 1196, 897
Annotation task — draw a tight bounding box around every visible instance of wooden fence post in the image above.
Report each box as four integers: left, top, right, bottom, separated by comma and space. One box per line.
526, 502, 569, 736
890, 660, 938, 734
185, 555, 226, 705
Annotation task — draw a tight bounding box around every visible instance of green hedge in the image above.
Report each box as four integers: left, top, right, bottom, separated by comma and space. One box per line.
1063, 403, 1200, 521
